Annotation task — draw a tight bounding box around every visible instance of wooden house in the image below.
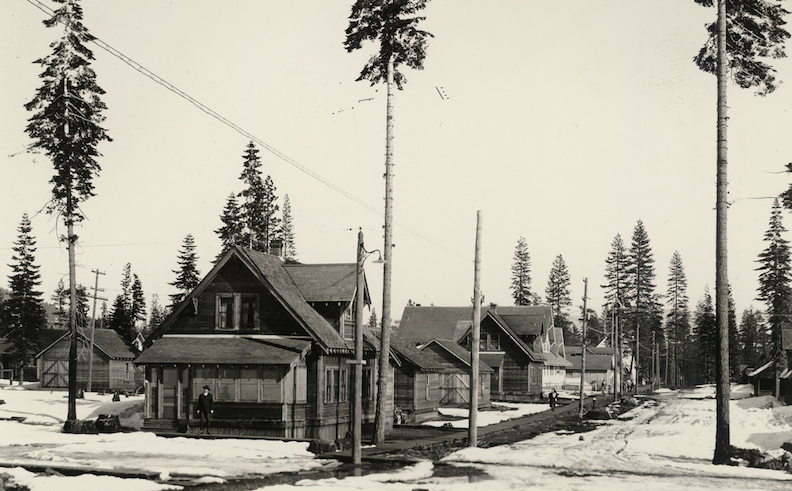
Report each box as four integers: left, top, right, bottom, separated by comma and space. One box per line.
35, 329, 139, 391
136, 246, 386, 442
564, 346, 614, 391
397, 305, 571, 402
386, 334, 491, 423
747, 327, 792, 403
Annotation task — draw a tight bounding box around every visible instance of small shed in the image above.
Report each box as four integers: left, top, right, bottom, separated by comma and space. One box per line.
564, 346, 613, 392
36, 329, 139, 391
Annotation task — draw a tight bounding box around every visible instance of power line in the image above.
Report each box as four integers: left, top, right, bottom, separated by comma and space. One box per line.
23, 0, 469, 265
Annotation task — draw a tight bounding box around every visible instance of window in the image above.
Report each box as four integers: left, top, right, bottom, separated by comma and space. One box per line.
261, 367, 281, 402
239, 367, 259, 401
425, 374, 431, 400
216, 294, 259, 330
324, 368, 348, 403
488, 334, 500, 350
217, 366, 236, 401
362, 367, 373, 400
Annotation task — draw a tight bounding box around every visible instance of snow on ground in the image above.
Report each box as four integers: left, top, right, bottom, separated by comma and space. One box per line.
423, 402, 549, 428
0, 383, 327, 490
260, 385, 792, 491
1, 467, 181, 491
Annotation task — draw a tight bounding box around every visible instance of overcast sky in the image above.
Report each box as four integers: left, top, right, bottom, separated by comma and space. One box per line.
3, 0, 792, 330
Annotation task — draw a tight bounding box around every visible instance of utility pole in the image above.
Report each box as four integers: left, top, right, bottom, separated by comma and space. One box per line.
578, 278, 588, 419
87, 269, 106, 392
469, 211, 482, 447
374, 54, 396, 445
352, 230, 366, 465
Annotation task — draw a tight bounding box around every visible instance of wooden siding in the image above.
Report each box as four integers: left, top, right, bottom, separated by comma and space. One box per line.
38, 337, 137, 390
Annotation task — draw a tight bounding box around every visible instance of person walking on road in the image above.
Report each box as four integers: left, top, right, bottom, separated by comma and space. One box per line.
198, 385, 214, 434
549, 389, 558, 411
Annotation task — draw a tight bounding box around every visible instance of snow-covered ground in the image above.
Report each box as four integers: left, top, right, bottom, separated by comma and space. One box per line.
261, 385, 792, 491
423, 402, 550, 428
0, 382, 326, 490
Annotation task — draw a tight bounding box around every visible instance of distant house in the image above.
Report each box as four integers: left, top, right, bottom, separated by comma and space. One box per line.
136, 246, 385, 441
747, 327, 792, 403
387, 334, 491, 423
35, 329, 139, 391
564, 346, 613, 391
397, 305, 571, 402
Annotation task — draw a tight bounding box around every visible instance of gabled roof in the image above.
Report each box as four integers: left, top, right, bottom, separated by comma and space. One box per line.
35, 329, 136, 360
145, 246, 353, 354
284, 263, 371, 305
565, 348, 612, 371
397, 305, 555, 345
422, 339, 494, 373
386, 332, 442, 372
135, 336, 310, 365
486, 313, 546, 363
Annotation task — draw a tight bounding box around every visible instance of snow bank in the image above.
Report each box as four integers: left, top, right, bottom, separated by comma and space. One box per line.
2, 467, 180, 491
424, 403, 548, 428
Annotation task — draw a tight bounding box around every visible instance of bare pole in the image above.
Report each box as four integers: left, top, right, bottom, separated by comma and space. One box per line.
374, 55, 395, 445
352, 230, 365, 464
469, 211, 483, 447
86, 269, 105, 392
713, 0, 731, 464
578, 278, 588, 418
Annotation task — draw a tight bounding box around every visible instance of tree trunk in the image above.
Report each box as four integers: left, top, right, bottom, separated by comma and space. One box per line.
373, 55, 395, 445
66, 220, 79, 425
713, 0, 731, 465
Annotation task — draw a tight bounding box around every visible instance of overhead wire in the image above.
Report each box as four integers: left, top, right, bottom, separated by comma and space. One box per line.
23, 0, 470, 265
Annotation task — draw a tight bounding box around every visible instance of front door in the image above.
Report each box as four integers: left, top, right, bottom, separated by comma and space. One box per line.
42, 360, 68, 388
161, 367, 178, 419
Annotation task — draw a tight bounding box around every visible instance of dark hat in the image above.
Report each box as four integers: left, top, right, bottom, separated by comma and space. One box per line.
203, 385, 210, 390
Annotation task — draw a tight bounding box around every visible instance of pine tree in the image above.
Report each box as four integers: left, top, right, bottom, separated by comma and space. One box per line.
262, 175, 281, 253
602, 233, 630, 346
131, 274, 146, 328
146, 294, 168, 338
24, 0, 111, 426
693, 287, 718, 384
728, 287, 739, 379
169, 234, 201, 307
739, 306, 767, 365
694, 0, 790, 465
2, 214, 47, 385
109, 263, 136, 346
282, 194, 297, 261
625, 221, 663, 383
545, 254, 574, 343
665, 251, 690, 388
368, 307, 379, 330
51, 278, 68, 330
345, 0, 434, 445
215, 193, 244, 262
756, 198, 792, 398
237, 142, 280, 253
511, 237, 533, 306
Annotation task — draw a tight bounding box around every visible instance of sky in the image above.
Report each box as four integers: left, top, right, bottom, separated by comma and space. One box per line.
3, 0, 792, 331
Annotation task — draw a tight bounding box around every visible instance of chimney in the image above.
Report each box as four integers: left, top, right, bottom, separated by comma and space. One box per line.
269, 238, 284, 258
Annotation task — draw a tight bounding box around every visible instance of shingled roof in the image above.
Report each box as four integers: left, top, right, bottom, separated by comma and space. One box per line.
146, 246, 354, 354
284, 263, 370, 305
135, 336, 310, 365
36, 329, 136, 360
397, 305, 555, 344
422, 339, 494, 373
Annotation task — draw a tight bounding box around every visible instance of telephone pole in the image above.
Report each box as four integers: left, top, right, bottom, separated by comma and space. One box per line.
87, 269, 106, 392
469, 211, 482, 447
578, 278, 588, 419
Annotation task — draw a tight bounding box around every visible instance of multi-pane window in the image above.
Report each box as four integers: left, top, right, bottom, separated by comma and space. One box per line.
476, 333, 501, 351
216, 294, 259, 330
362, 367, 373, 400
325, 368, 349, 403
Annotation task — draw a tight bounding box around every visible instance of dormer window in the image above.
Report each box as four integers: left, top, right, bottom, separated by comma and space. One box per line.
216, 293, 260, 330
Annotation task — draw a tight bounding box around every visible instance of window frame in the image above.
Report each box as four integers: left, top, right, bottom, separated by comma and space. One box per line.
215, 293, 260, 331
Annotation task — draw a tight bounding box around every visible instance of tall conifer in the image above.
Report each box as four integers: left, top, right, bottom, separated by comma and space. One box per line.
511, 237, 533, 306
215, 193, 244, 262
545, 254, 574, 342
169, 235, 201, 307
2, 214, 47, 385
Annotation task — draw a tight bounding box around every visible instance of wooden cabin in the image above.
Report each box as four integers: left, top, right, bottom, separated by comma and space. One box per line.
387, 334, 491, 423
397, 305, 571, 402
35, 329, 139, 391
564, 346, 614, 391
136, 246, 386, 442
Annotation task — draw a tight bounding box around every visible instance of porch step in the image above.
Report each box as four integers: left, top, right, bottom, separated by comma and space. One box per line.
142, 419, 179, 433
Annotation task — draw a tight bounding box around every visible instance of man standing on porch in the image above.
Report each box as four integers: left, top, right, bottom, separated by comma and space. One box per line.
198, 385, 214, 434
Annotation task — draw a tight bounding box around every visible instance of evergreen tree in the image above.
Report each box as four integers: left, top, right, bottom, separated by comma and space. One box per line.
739, 306, 767, 365
368, 307, 379, 330
237, 142, 280, 253
146, 294, 168, 338
545, 254, 574, 343
728, 287, 739, 378
131, 274, 146, 328
108, 294, 134, 345
169, 234, 201, 307
693, 287, 718, 384
625, 220, 663, 383
694, 0, 790, 465
51, 278, 68, 330
24, 0, 111, 426
345, 0, 434, 446
665, 251, 690, 388
511, 237, 533, 306
756, 198, 792, 397
215, 193, 244, 262
602, 234, 630, 345
282, 194, 297, 260
2, 214, 47, 384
